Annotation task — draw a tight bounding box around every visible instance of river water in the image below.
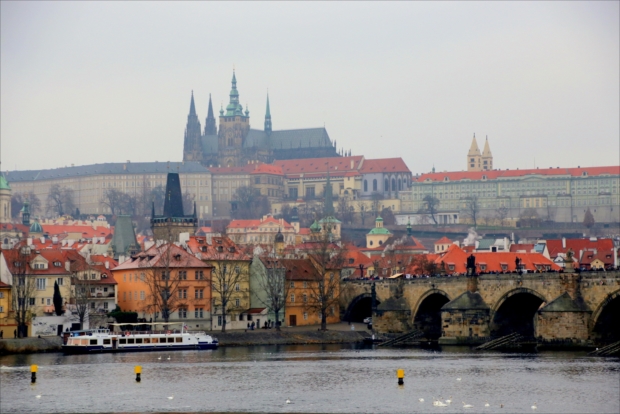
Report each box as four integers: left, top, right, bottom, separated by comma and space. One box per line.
1, 344, 618, 413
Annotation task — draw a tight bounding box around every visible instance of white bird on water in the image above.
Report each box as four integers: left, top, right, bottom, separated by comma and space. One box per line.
445, 396, 452, 404
463, 402, 474, 408
484, 401, 490, 407
418, 398, 424, 402
532, 402, 537, 410
167, 356, 171, 360
35, 395, 41, 399
433, 399, 447, 407
157, 356, 161, 360
167, 395, 174, 400
456, 377, 462, 381
286, 399, 291, 404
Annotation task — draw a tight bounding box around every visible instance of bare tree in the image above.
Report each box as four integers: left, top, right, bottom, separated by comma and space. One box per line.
9, 249, 37, 338
232, 186, 270, 219
380, 207, 396, 226
69, 258, 99, 330
419, 195, 440, 225
519, 208, 542, 228
495, 206, 509, 227
101, 188, 124, 216
371, 192, 383, 217
207, 244, 250, 332
583, 208, 595, 231
11, 192, 42, 219
463, 195, 480, 228
336, 196, 354, 225
253, 257, 288, 331
150, 185, 166, 216
182, 192, 196, 216
356, 201, 368, 226
47, 184, 75, 217
305, 233, 346, 331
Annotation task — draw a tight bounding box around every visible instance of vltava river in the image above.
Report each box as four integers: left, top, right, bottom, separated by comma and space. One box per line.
1, 344, 618, 413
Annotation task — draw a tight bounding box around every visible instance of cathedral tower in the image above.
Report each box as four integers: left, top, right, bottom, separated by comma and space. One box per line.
264, 94, 272, 135
467, 133, 482, 172
481, 136, 493, 171
204, 94, 217, 136
182, 92, 203, 162
218, 71, 250, 167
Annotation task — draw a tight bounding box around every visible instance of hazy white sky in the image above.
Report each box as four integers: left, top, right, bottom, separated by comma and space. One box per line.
1, 1, 618, 174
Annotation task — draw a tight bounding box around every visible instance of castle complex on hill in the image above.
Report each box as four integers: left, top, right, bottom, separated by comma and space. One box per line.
182, 71, 342, 168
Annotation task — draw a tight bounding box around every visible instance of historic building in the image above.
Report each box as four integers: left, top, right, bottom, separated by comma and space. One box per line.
399, 165, 620, 224
182, 71, 341, 168
151, 173, 198, 241
467, 134, 493, 172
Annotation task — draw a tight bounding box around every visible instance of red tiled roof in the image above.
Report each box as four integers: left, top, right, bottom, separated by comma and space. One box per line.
250, 164, 283, 175
0, 281, 10, 288
431, 244, 560, 273
435, 237, 453, 245
2, 248, 86, 275
510, 244, 535, 253
278, 258, 321, 281
359, 158, 411, 174
227, 216, 294, 230
274, 156, 363, 175
546, 238, 615, 258
41, 224, 113, 239
414, 165, 620, 183
114, 243, 211, 270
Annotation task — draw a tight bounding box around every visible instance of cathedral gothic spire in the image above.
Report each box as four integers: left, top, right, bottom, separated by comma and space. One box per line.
264, 93, 272, 134
182, 91, 203, 162
204, 93, 217, 136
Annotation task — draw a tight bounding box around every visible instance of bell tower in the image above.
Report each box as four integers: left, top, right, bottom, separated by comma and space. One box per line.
467, 133, 482, 172
218, 70, 250, 167
182, 91, 203, 162
481, 136, 493, 171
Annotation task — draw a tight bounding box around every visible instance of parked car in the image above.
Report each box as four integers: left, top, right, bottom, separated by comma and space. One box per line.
363, 317, 372, 324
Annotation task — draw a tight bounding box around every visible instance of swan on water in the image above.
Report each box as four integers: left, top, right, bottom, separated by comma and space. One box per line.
463, 402, 473, 408
485, 402, 490, 407
445, 397, 452, 404
35, 395, 41, 399
167, 396, 174, 400
433, 400, 447, 407
167, 356, 171, 360
418, 398, 424, 402
157, 356, 161, 360
456, 377, 462, 381
286, 399, 291, 404
532, 402, 537, 410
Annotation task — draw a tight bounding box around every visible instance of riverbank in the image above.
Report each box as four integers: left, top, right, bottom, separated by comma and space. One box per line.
0, 323, 372, 355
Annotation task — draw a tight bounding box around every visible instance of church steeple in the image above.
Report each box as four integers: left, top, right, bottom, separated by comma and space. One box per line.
225, 70, 245, 117
467, 133, 482, 172
323, 168, 334, 216
264, 94, 272, 134
182, 91, 203, 162
481, 135, 493, 171
204, 93, 217, 135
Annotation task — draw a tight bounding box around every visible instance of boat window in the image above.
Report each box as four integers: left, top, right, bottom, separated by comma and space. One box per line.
90, 339, 98, 345
136, 338, 143, 344
175, 337, 182, 343
103, 339, 111, 345
128, 338, 135, 344
143, 338, 151, 344
119, 338, 127, 344
167, 337, 175, 343
151, 338, 158, 343
80, 339, 89, 346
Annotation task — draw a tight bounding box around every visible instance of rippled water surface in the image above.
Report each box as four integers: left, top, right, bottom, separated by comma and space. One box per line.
1, 344, 618, 413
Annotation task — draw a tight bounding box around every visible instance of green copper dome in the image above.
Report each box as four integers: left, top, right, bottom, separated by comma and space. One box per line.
310, 220, 321, 232
30, 219, 43, 234
0, 175, 10, 190
368, 227, 391, 235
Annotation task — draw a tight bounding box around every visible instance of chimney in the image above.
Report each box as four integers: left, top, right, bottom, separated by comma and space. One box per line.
27, 237, 32, 246
562, 237, 566, 249
65, 261, 70, 272
105, 261, 110, 269
350, 160, 354, 169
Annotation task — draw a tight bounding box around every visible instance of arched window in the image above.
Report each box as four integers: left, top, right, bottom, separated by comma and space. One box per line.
398, 178, 402, 190
373, 179, 377, 191
364, 180, 368, 192
392, 178, 396, 191
384, 179, 389, 191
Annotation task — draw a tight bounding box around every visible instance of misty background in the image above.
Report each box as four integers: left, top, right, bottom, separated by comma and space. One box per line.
1, 1, 618, 174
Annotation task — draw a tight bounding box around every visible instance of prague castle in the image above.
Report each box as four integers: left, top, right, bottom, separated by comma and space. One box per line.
183, 71, 341, 168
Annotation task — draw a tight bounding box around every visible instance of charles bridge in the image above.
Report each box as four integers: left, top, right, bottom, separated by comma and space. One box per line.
341, 271, 620, 347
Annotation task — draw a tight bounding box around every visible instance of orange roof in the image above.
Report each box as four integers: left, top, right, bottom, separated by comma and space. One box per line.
114, 243, 211, 270
414, 165, 620, 183
2, 248, 86, 275
547, 238, 614, 258
359, 158, 411, 174
510, 244, 535, 253
42, 224, 113, 239
274, 156, 363, 175
431, 244, 560, 273
227, 216, 294, 230
249, 164, 283, 175
435, 237, 453, 245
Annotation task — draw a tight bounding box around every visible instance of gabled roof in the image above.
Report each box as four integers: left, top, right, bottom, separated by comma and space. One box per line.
2, 248, 85, 275
546, 238, 615, 258
274, 156, 363, 176
278, 258, 321, 281
245, 128, 334, 150
435, 237, 453, 245
359, 158, 411, 174
443, 291, 489, 310
539, 292, 590, 312
227, 216, 294, 231
114, 243, 211, 270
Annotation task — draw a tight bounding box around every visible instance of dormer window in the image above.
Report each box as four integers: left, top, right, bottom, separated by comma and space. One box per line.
582, 171, 588, 177
53, 261, 62, 267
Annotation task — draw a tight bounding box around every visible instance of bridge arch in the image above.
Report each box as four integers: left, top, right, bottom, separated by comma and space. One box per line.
590, 289, 620, 344
490, 288, 547, 339
412, 289, 451, 340
343, 293, 381, 323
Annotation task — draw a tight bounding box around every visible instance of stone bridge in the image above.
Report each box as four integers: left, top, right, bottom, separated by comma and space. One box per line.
340, 271, 620, 347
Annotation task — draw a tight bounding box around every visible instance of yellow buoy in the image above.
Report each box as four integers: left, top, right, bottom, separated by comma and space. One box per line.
31, 365, 38, 384
397, 369, 404, 385
135, 365, 142, 382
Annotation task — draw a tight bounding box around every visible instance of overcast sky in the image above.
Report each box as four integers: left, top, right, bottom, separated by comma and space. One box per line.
1, 1, 618, 175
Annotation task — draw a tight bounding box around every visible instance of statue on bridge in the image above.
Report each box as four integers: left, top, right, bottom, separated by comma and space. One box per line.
466, 254, 476, 276
515, 257, 521, 273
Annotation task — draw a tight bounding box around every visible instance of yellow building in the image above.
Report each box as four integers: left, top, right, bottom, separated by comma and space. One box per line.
366, 216, 392, 248
186, 236, 252, 330
0, 281, 20, 338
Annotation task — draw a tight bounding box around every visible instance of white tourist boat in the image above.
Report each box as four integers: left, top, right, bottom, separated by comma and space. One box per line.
62, 323, 218, 354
